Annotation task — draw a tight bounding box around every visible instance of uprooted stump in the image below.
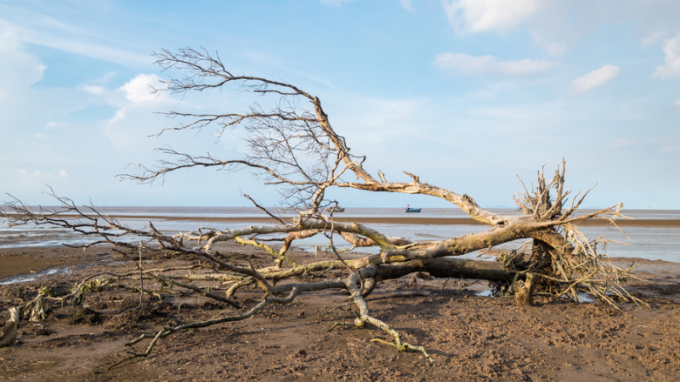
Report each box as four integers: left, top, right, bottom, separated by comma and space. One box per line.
514, 273, 536, 306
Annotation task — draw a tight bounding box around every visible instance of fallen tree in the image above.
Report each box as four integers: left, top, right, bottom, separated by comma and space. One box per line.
1, 48, 643, 361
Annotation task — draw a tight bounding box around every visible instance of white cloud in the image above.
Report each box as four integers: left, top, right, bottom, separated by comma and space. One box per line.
107, 74, 168, 127
434, 53, 561, 78
81, 84, 106, 95
17, 168, 69, 183
675, 99, 680, 107
34, 133, 47, 138
78, 72, 117, 96
612, 138, 634, 149
104, 73, 182, 152
46, 121, 67, 129
17, 168, 47, 188
444, 0, 541, 33
541, 41, 567, 57
653, 33, 680, 79
642, 31, 669, 47
444, 1, 680, 57
120, 74, 164, 104
399, 0, 414, 11
569, 65, 620, 94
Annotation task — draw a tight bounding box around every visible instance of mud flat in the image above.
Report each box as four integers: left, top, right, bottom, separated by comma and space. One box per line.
1, 244, 679, 381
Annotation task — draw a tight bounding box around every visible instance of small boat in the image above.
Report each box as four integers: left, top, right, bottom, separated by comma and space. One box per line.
404, 205, 421, 213
326, 206, 345, 212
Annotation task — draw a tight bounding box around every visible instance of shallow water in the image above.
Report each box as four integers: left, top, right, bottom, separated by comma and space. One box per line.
2, 207, 679, 262
0, 267, 68, 286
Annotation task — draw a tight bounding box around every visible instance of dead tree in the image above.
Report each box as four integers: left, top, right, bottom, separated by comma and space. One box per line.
1, 48, 643, 359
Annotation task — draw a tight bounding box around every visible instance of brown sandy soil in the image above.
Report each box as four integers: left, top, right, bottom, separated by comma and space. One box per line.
1, 245, 679, 381
0, 247, 105, 280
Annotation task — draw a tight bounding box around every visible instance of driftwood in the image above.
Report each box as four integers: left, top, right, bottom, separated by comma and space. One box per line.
0, 307, 20, 348
0, 48, 644, 363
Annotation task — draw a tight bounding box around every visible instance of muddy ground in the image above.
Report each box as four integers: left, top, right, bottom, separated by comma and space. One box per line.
1, 244, 679, 382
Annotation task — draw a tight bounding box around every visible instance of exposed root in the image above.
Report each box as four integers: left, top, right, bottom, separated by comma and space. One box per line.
345, 271, 433, 362
511, 161, 647, 309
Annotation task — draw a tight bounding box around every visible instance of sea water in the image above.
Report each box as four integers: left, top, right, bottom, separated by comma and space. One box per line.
1, 207, 679, 263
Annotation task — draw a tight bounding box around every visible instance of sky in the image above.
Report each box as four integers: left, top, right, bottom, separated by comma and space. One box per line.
1, 0, 679, 209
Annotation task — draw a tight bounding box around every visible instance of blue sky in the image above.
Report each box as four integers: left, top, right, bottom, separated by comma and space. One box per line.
1, 0, 679, 209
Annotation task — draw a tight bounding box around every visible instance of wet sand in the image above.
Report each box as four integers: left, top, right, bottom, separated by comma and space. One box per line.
0, 247, 97, 280
1, 242, 680, 381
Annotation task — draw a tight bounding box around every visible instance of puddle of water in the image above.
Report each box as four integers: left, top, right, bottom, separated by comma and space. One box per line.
576, 292, 595, 303
475, 289, 596, 303
102, 260, 130, 266
0, 267, 69, 286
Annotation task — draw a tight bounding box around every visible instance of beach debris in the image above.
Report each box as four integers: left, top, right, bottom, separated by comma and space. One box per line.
0, 307, 20, 347
22, 289, 51, 322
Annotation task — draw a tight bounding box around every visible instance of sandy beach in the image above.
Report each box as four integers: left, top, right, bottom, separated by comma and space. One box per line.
1, 227, 680, 382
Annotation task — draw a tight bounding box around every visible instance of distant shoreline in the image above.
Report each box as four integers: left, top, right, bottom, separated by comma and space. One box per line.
6, 214, 680, 228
